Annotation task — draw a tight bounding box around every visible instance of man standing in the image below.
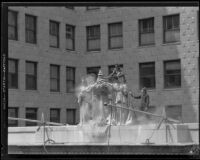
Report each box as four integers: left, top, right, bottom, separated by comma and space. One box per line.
133, 87, 149, 111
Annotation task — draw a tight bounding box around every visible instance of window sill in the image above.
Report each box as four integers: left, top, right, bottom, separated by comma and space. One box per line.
85, 50, 101, 54
163, 87, 182, 91
25, 90, 39, 93
66, 49, 76, 53
137, 44, 156, 48
162, 42, 181, 46
108, 48, 123, 51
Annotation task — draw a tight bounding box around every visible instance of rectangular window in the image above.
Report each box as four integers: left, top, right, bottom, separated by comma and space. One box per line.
25, 108, 37, 126
66, 67, 75, 93
163, 14, 180, 43
8, 107, 18, 127
87, 25, 100, 51
108, 64, 123, 74
50, 65, 60, 92
50, 108, 60, 123
139, 17, 154, 46
8, 10, 18, 40
164, 60, 181, 88
87, 66, 101, 80
66, 109, 76, 125
86, 7, 100, 10
8, 59, 18, 89
139, 62, 155, 89
66, 24, 75, 50
49, 20, 59, 48
108, 22, 123, 49
25, 14, 37, 44
26, 61, 37, 90
165, 105, 182, 122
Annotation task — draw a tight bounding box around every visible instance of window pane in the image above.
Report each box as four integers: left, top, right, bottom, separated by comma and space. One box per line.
26, 108, 37, 126
9, 60, 16, 73
8, 11, 17, 26
50, 109, 60, 123
88, 39, 100, 50
51, 79, 58, 91
8, 108, 18, 127
26, 76, 36, 89
50, 35, 58, 47
110, 36, 123, 48
109, 23, 122, 36
164, 30, 180, 42
66, 109, 76, 125
66, 81, 74, 92
26, 62, 35, 75
87, 67, 100, 77
50, 66, 59, 78
173, 15, 179, 28
26, 15, 35, 30
140, 32, 155, 45
108, 64, 123, 74
66, 38, 73, 50
8, 26, 17, 40
26, 30, 35, 43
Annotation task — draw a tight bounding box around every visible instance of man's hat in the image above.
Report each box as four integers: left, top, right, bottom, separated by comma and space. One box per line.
98, 69, 103, 76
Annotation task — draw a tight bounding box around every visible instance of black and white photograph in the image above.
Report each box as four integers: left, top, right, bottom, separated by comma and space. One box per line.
1, 1, 200, 158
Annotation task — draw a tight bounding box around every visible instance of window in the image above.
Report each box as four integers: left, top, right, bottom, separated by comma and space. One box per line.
25, 14, 37, 44
165, 105, 182, 122
8, 107, 18, 127
139, 17, 154, 46
66, 24, 75, 50
66, 67, 75, 93
87, 66, 101, 80
49, 20, 59, 48
26, 61, 37, 90
108, 64, 123, 74
50, 108, 60, 123
164, 60, 181, 88
50, 65, 60, 92
8, 59, 18, 89
108, 22, 123, 49
25, 108, 37, 126
86, 7, 100, 10
139, 62, 155, 89
87, 25, 100, 51
8, 10, 18, 40
163, 14, 180, 43
66, 109, 76, 125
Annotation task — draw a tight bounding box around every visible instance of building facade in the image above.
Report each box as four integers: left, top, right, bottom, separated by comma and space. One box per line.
8, 6, 199, 126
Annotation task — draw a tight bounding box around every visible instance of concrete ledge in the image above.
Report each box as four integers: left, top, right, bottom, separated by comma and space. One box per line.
8, 144, 199, 154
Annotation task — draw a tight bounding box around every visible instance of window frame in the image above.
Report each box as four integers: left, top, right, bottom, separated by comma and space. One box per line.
66, 66, 76, 93
8, 58, 18, 89
108, 64, 123, 74
86, 25, 101, 51
164, 59, 181, 89
50, 64, 60, 92
25, 61, 37, 90
139, 17, 155, 46
25, 14, 37, 44
49, 20, 60, 48
50, 108, 60, 123
87, 66, 101, 79
8, 107, 18, 127
108, 22, 123, 49
139, 62, 155, 89
8, 10, 18, 40
25, 108, 38, 126
163, 14, 180, 43
66, 24, 75, 51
